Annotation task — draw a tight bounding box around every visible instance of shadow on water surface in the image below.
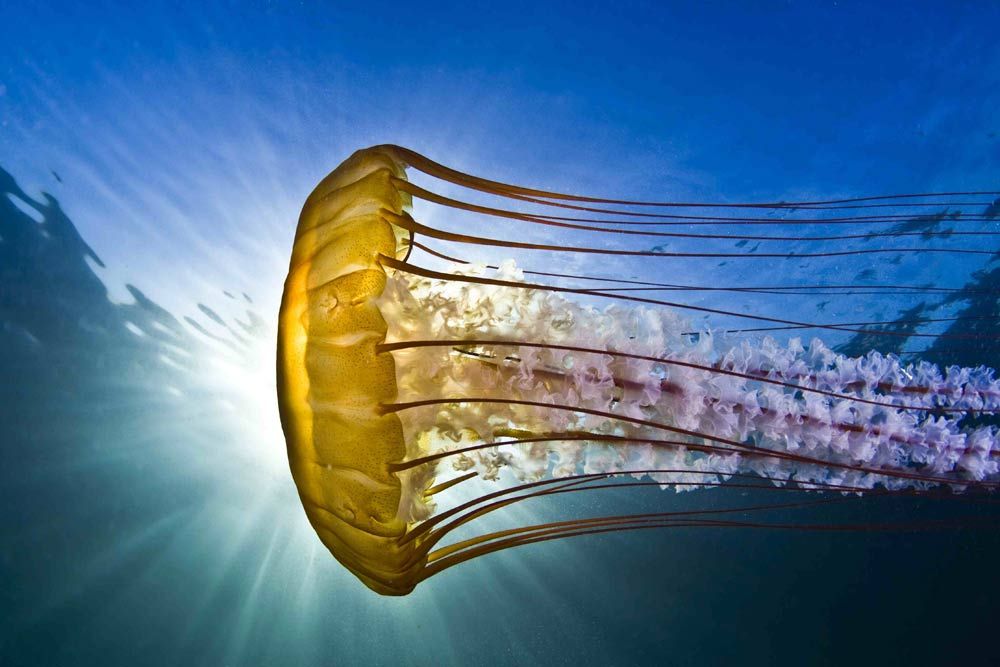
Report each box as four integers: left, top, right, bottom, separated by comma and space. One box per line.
0, 166, 287, 665
837, 196, 1000, 372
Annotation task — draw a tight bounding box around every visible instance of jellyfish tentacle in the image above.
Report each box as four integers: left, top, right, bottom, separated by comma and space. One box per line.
402, 471, 886, 571
381, 397, 1000, 490
423, 471, 478, 497
418, 478, 877, 560
425, 490, 860, 565
412, 238, 999, 295
389, 433, 1000, 495
419, 510, 1000, 582
378, 338, 998, 414
379, 253, 1000, 340
406, 458, 1000, 571
409, 238, 1000, 299
393, 177, 1000, 243
383, 144, 1000, 209
381, 210, 994, 261
416, 474, 1000, 581
387, 433, 913, 489
516, 209, 998, 225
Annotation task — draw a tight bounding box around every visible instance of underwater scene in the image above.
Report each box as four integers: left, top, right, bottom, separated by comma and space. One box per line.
3, 3, 1000, 666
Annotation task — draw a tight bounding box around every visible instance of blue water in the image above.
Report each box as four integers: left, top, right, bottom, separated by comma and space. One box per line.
3, 3, 1000, 665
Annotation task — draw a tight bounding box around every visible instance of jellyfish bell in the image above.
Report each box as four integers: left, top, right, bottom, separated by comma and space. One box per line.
277, 147, 421, 594
278, 145, 1000, 596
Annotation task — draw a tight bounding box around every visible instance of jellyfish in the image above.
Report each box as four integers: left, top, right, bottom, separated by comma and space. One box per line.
277, 145, 1000, 595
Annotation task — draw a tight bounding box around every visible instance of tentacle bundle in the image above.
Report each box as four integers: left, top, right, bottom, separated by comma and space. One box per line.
277, 146, 421, 595
278, 145, 1000, 595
